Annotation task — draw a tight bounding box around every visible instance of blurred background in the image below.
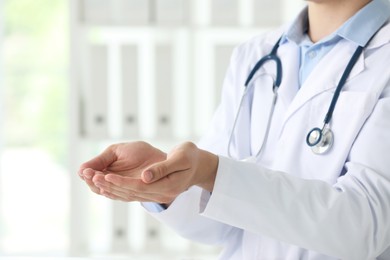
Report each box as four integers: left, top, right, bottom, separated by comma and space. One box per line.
0, 0, 304, 258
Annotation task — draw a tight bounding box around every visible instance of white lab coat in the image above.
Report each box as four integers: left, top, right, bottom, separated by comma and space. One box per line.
147, 19, 390, 259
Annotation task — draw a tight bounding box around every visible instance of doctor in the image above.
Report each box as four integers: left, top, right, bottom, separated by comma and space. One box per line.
79, 0, 390, 258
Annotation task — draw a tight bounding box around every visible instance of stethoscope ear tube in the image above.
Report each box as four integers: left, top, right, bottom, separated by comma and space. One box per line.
229, 37, 283, 160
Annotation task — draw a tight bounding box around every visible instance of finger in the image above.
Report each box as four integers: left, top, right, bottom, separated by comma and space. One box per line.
106, 173, 182, 198
104, 174, 166, 198
141, 154, 190, 183
105, 173, 166, 193
101, 191, 128, 201
80, 168, 98, 180
101, 188, 150, 202
93, 174, 131, 195
77, 168, 85, 180
104, 174, 145, 192
85, 176, 102, 194
79, 145, 118, 172
96, 179, 155, 202
94, 174, 147, 198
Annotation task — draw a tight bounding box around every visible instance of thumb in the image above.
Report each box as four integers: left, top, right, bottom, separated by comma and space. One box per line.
141, 153, 190, 183
80, 145, 117, 172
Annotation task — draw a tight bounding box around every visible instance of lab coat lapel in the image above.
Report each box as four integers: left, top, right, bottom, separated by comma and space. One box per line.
281, 40, 365, 128
277, 43, 300, 107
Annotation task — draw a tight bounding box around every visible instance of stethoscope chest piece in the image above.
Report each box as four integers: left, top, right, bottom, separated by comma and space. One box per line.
306, 127, 334, 154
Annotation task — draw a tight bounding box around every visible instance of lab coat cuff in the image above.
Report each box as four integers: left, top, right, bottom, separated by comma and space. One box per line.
199, 155, 233, 215
199, 189, 212, 212
142, 186, 203, 219
141, 202, 166, 213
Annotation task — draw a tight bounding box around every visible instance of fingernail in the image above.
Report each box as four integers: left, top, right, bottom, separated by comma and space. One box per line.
143, 171, 153, 183
85, 173, 93, 179
84, 169, 94, 179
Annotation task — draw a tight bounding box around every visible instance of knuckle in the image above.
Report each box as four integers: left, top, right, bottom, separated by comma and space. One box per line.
182, 141, 197, 150
154, 164, 168, 180
182, 141, 194, 147
106, 144, 117, 152
136, 141, 148, 147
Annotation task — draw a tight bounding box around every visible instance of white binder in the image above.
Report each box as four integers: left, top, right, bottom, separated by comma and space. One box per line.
254, 0, 282, 26
121, 45, 139, 139
111, 201, 129, 253
82, 0, 150, 26
155, 0, 189, 26
85, 44, 109, 139
82, 0, 111, 25
211, 0, 238, 26
113, 0, 150, 26
155, 44, 174, 139
214, 45, 235, 107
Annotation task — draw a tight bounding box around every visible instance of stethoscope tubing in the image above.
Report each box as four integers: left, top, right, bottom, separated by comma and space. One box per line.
227, 86, 278, 159
322, 46, 364, 125
228, 37, 283, 159
245, 37, 283, 89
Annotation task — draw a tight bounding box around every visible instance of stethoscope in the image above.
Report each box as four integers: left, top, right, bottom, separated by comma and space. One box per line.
227, 35, 369, 159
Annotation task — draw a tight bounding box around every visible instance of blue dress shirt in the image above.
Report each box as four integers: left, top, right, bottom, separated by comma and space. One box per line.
281, 0, 389, 85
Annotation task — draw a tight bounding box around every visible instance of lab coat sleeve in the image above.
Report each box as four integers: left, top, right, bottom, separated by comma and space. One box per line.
145, 186, 240, 245
200, 82, 390, 258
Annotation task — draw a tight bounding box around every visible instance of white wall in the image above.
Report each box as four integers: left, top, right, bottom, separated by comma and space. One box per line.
0, 0, 4, 253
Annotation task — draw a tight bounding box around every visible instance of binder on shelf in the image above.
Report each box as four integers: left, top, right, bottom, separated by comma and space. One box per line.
214, 45, 235, 107
85, 44, 109, 139
254, 0, 282, 26
113, 0, 150, 26
155, 44, 174, 139
121, 45, 140, 138
81, 0, 150, 26
211, 0, 238, 26
143, 214, 162, 252
111, 201, 129, 253
81, 0, 111, 25
155, 0, 189, 26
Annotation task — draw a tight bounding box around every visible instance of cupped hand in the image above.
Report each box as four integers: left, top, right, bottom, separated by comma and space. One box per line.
93, 142, 219, 204
78, 141, 166, 197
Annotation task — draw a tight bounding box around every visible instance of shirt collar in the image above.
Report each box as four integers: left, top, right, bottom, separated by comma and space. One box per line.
280, 0, 390, 47
338, 0, 390, 46
280, 7, 308, 45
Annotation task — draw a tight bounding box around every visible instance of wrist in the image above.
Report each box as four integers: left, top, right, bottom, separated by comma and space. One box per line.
196, 150, 219, 192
